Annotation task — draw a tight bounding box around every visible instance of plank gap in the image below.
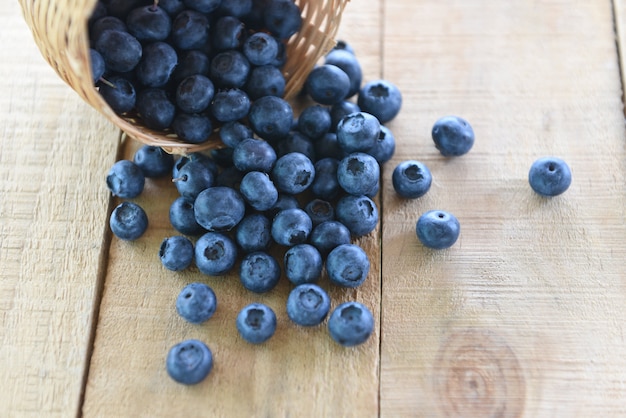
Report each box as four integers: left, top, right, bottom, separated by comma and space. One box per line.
611, 0, 626, 116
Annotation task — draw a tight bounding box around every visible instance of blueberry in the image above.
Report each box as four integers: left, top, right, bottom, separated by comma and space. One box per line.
528, 157, 572, 197
324, 49, 362, 98
169, 196, 206, 236
284, 244, 323, 285
263, 0, 302, 39
310, 158, 340, 200
171, 10, 210, 51
89, 48, 105, 83
304, 199, 335, 226
172, 113, 213, 144
184, 0, 221, 14
239, 252, 281, 293
210, 88, 251, 123
232, 138, 277, 173
135, 42, 178, 88
243, 32, 278, 66
90, 16, 128, 45
392, 160, 432, 199
239, 171, 279, 211
275, 131, 315, 161
235, 213, 272, 253
195, 231, 238, 275
305, 64, 350, 105
133, 145, 175, 178
336, 112, 381, 154
95, 30, 142, 73
244, 65, 286, 100
158, 0, 186, 16
328, 301, 374, 347
175, 74, 215, 114
160, 236, 194, 271
357, 79, 402, 124
326, 244, 369, 288
106, 160, 145, 198
265, 193, 300, 219
173, 159, 214, 200
219, 121, 253, 149
297, 105, 332, 140
366, 125, 396, 164
314, 133, 345, 161
331, 39, 355, 55
166, 339, 213, 385
175, 282, 217, 323
215, 166, 244, 188
173, 153, 219, 179
431, 115, 475, 156
211, 16, 246, 50
218, 0, 253, 17
337, 152, 380, 196
271, 152, 315, 194
271, 208, 313, 247
210, 50, 251, 89
335, 194, 379, 237
416, 210, 460, 249
330, 101, 360, 132
248, 96, 294, 142
136, 88, 176, 130
236, 303, 277, 344
172, 50, 210, 85
310, 220, 351, 257
98, 76, 137, 114
286, 284, 330, 326
109, 201, 148, 241
194, 187, 246, 231
126, 5, 172, 42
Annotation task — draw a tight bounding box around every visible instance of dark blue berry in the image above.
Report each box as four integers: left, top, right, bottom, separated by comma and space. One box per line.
239, 171, 279, 211
158, 0, 186, 16
337, 152, 380, 196
328, 302, 374, 347
286, 284, 330, 326
135, 41, 178, 88
330, 101, 360, 132
173, 160, 214, 200
326, 244, 369, 288
95, 29, 142, 73
431, 115, 475, 157
335, 194, 379, 237
232, 138, 277, 173
109, 201, 148, 241
194, 187, 246, 231
244, 65, 286, 100
239, 252, 281, 293
236, 303, 277, 344
90, 16, 127, 46
271, 152, 315, 194
89, 48, 105, 83
275, 131, 315, 161
298, 105, 331, 140
106, 160, 145, 198
310, 158, 340, 200
98, 76, 136, 114
265, 193, 299, 219
173, 153, 219, 179
263, 0, 302, 39
314, 133, 344, 161
271, 207, 312, 246
211, 16, 246, 51
195, 231, 238, 275
324, 49, 362, 98
528, 157, 572, 197
160, 236, 194, 271
210, 50, 251, 89
310, 220, 351, 257
176, 282, 217, 323
218, 0, 253, 17
172, 113, 213, 144
416, 210, 460, 250
336, 112, 381, 154
243, 32, 278, 66
357, 79, 402, 124
210, 88, 251, 123
366, 125, 396, 164
248, 96, 294, 142
171, 10, 210, 51
284, 244, 322, 285
169, 197, 206, 236
235, 213, 272, 253
133, 145, 175, 178
126, 5, 172, 42
304, 199, 334, 226
172, 50, 210, 85
136, 88, 176, 130
214, 165, 244, 188
392, 160, 432, 199
305, 64, 350, 105
219, 121, 253, 149
166, 339, 213, 384
176, 74, 215, 114
184, 0, 221, 14
331, 39, 355, 55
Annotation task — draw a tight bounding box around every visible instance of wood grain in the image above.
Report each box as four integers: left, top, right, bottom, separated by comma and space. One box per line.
82, 1, 384, 417
0, 1, 120, 416
380, 0, 626, 416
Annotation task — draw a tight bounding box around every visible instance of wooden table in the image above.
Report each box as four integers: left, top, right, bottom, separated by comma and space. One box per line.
3, 0, 626, 416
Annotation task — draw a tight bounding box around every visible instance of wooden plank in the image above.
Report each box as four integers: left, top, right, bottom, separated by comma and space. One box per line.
614, 0, 626, 108
82, 1, 384, 416
380, 0, 626, 416
0, 2, 121, 416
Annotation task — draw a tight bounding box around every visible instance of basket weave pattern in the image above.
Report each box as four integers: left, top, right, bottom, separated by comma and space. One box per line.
18, 0, 349, 154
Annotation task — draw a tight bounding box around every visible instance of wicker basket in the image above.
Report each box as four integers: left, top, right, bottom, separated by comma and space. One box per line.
18, 0, 349, 154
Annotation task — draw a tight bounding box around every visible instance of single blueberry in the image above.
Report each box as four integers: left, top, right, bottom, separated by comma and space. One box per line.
324, 49, 362, 98
328, 301, 374, 347
136, 88, 176, 130
160, 236, 194, 271
194, 187, 246, 231
215, 166, 244, 189
210, 50, 251, 89
331, 39, 355, 55
265, 193, 300, 219
314, 133, 345, 161
244, 65, 286, 101
90, 16, 127, 45
286, 284, 330, 326
159, 0, 186, 16
172, 153, 219, 180
330, 101, 360, 133
218, 0, 253, 17
98, 76, 137, 115
175, 282, 217, 323
271, 152, 315, 195
235, 213, 272, 253
263, 0, 302, 39
431, 115, 475, 156
169, 196, 206, 236
172, 50, 210, 85
211, 16, 246, 51
106, 160, 145, 199
135, 41, 178, 88
336, 112, 381, 154
172, 113, 213, 144
366, 125, 396, 164
284, 244, 323, 285
335, 194, 379, 237
176, 74, 215, 114
184, 0, 221, 14
239, 252, 281, 293
310, 220, 351, 257
528, 157, 572, 197
416, 210, 460, 250
236, 303, 277, 344
337, 152, 380, 196
357, 79, 402, 124
171, 10, 210, 51
239, 171, 279, 211
248, 96, 294, 142
195, 231, 238, 275
326, 244, 370, 288
271, 208, 313, 247
298, 105, 332, 140
243, 32, 279, 66
210, 88, 251, 123
304, 199, 335, 226
133, 145, 175, 178
305, 64, 351, 106
310, 158, 341, 200
95, 29, 142, 73
219, 121, 253, 149
173, 159, 214, 200
392, 160, 432, 199
89, 48, 105, 83
109, 201, 148, 241
166, 339, 213, 385
126, 5, 172, 42
232, 138, 277, 173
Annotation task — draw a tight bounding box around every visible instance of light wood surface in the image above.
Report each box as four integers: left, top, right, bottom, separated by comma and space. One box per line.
2, 0, 626, 417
